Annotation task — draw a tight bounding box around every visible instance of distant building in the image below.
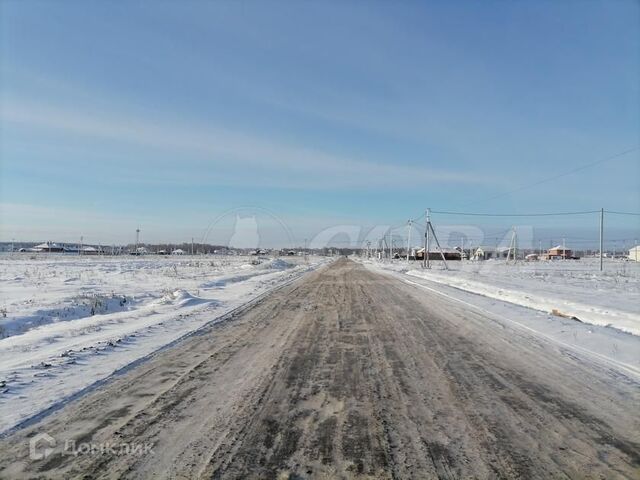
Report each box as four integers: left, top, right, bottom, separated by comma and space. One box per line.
546, 245, 574, 260
415, 247, 461, 261
471, 246, 511, 261
33, 242, 65, 253
171, 249, 185, 255
629, 246, 640, 262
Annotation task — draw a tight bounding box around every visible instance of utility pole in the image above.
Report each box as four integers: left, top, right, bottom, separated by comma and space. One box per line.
562, 237, 566, 260
135, 228, 140, 255
382, 233, 389, 260
422, 209, 429, 268
425, 210, 431, 269
390, 233, 394, 260
191, 237, 194, 256
461, 235, 465, 261
599, 208, 604, 271
406, 220, 412, 262
424, 212, 431, 268
505, 227, 517, 264
80, 235, 83, 256
421, 209, 449, 269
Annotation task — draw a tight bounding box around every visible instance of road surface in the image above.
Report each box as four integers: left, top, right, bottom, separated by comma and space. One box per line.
0, 259, 638, 479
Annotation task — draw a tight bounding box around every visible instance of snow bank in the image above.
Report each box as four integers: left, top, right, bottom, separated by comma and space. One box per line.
0, 254, 330, 433
366, 258, 640, 336
0, 293, 132, 339
268, 258, 295, 270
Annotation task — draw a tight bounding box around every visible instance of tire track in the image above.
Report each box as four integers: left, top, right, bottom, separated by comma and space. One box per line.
0, 259, 638, 479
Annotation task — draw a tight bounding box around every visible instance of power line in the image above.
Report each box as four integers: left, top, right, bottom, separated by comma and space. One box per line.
388, 212, 426, 231
605, 210, 640, 216
463, 146, 639, 206
431, 210, 599, 217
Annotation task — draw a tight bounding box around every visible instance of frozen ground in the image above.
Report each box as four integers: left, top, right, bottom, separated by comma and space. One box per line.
363, 257, 640, 336
1, 259, 638, 478
0, 253, 329, 433
361, 258, 640, 385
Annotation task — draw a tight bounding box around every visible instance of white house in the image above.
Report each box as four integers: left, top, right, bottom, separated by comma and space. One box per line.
171, 249, 185, 255
472, 246, 512, 261
629, 245, 640, 262
33, 242, 64, 253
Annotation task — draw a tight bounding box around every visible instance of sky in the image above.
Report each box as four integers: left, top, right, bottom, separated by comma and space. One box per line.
1, 0, 639, 248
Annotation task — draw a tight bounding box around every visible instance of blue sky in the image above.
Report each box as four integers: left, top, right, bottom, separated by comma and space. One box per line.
1, 0, 638, 246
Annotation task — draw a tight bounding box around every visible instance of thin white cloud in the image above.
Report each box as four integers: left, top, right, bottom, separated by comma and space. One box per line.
1, 98, 500, 188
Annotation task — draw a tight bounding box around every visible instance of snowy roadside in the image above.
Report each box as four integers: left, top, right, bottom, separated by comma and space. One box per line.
363, 258, 640, 336
362, 260, 640, 380
0, 254, 330, 433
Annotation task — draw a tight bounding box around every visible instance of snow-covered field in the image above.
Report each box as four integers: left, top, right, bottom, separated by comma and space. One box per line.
0, 253, 329, 433
365, 257, 640, 336
1, 254, 636, 433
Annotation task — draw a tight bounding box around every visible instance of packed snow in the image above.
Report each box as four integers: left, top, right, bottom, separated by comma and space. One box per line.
0, 253, 329, 433
365, 258, 640, 335
362, 257, 640, 381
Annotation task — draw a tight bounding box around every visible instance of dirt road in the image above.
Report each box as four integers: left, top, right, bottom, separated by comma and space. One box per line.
1, 259, 638, 479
